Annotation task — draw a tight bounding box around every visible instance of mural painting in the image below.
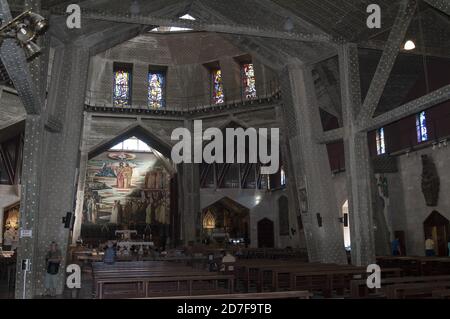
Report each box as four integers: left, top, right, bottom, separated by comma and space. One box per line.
82, 151, 172, 243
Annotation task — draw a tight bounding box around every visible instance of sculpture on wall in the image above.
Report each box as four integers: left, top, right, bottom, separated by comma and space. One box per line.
421, 154, 440, 207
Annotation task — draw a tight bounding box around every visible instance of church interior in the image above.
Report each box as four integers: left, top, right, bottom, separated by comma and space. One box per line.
0, 0, 450, 300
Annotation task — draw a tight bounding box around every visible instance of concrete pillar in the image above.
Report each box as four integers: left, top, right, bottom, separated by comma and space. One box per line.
339, 44, 376, 266
15, 46, 90, 298
179, 120, 200, 244
280, 62, 347, 264
275, 106, 302, 248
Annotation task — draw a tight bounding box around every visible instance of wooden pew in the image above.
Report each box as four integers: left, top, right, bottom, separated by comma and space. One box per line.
386, 281, 450, 299
92, 261, 234, 299
350, 275, 450, 298
143, 291, 312, 299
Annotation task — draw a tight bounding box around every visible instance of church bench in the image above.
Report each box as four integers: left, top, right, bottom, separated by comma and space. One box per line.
350, 275, 450, 298
96, 273, 234, 299
289, 268, 372, 297
287, 267, 401, 297
234, 261, 321, 292
386, 281, 450, 299
143, 290, 312, 299
432, 289, 450, 299
252, 263, 355, 292
377, 256, 450, 276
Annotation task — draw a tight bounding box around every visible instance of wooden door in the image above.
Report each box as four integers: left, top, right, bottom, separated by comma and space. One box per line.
257, 218, 274, 248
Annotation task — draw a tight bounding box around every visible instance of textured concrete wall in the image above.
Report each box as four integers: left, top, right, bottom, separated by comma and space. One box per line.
86, 32, 278, 109
0, 91, 26, 130
394, 146, 450, 256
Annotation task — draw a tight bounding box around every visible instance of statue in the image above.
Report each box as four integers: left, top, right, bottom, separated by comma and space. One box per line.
421, 154, 440, 207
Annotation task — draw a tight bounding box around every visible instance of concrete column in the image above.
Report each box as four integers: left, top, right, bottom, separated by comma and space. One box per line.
180, 120, 200, 244
339, 44, 376, 266
15, 46, 90, 298
14, 114, 45, 299
280, 62, 347, 264
275, 106, 302, 248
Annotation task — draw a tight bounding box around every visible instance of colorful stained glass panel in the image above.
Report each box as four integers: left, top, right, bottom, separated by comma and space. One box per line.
416, 111, 428, 142
376, 128, 386, 155
113, 70, 131, 107
148, 72, 165, 108
242, 63, 256, 99
212, 69, 224, 104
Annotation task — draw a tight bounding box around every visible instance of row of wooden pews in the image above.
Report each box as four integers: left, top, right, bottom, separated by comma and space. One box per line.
232, 259, 402, 298
349, 256, 450, 299
92, 261, 234, 299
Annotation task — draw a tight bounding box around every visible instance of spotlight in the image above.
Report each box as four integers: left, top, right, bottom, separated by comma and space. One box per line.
27, 12, 48, 35
0, 10, 49, 62
404, 40, 416, 51
23, 41, 42, 60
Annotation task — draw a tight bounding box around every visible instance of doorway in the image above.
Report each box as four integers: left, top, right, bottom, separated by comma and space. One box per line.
201, 197, 250, 246
257, 218, 274, 248
423, 211, 449, 256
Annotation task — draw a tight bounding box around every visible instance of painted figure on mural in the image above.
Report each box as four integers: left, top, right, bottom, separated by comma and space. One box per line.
96, 163, 116, 177
110, 200, 122, 224
124, 163, 134, 188
115, 162, 126, 188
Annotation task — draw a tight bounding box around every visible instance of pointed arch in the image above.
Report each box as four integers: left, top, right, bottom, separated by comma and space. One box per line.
88, 124, 173, 160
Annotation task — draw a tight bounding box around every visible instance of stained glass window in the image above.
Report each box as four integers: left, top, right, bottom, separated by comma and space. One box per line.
280, 167, 286, 186
212, 69, 225, 104
148, 71, 165, 109
242, 63, 256, 99
416, 111, 428, 143
376, 128, 386, 155
113, 69, 131, 107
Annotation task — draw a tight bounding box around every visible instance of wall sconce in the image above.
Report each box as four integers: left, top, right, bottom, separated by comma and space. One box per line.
0, 10, 49, 60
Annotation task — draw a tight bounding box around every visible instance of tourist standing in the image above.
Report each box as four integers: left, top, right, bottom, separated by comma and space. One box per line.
391, 237, 401, 256
44, 241, 62, 297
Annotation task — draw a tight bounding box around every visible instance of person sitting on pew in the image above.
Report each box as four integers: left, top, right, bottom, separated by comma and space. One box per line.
103, 241, 116, 265
220, 251, 236, 272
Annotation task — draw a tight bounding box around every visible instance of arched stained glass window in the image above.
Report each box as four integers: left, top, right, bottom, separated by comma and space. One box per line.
242, 63, 256, 99
416, 111, 428, 143
113, 66, 132, 107
148, 71, 165, 109
212, 69, 225, 104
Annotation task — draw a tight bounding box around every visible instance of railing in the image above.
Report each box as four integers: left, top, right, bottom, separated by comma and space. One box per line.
84, 79, 282, 113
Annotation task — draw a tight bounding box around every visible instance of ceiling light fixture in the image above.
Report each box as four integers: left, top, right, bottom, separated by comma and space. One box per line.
404, 40, 416, 51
